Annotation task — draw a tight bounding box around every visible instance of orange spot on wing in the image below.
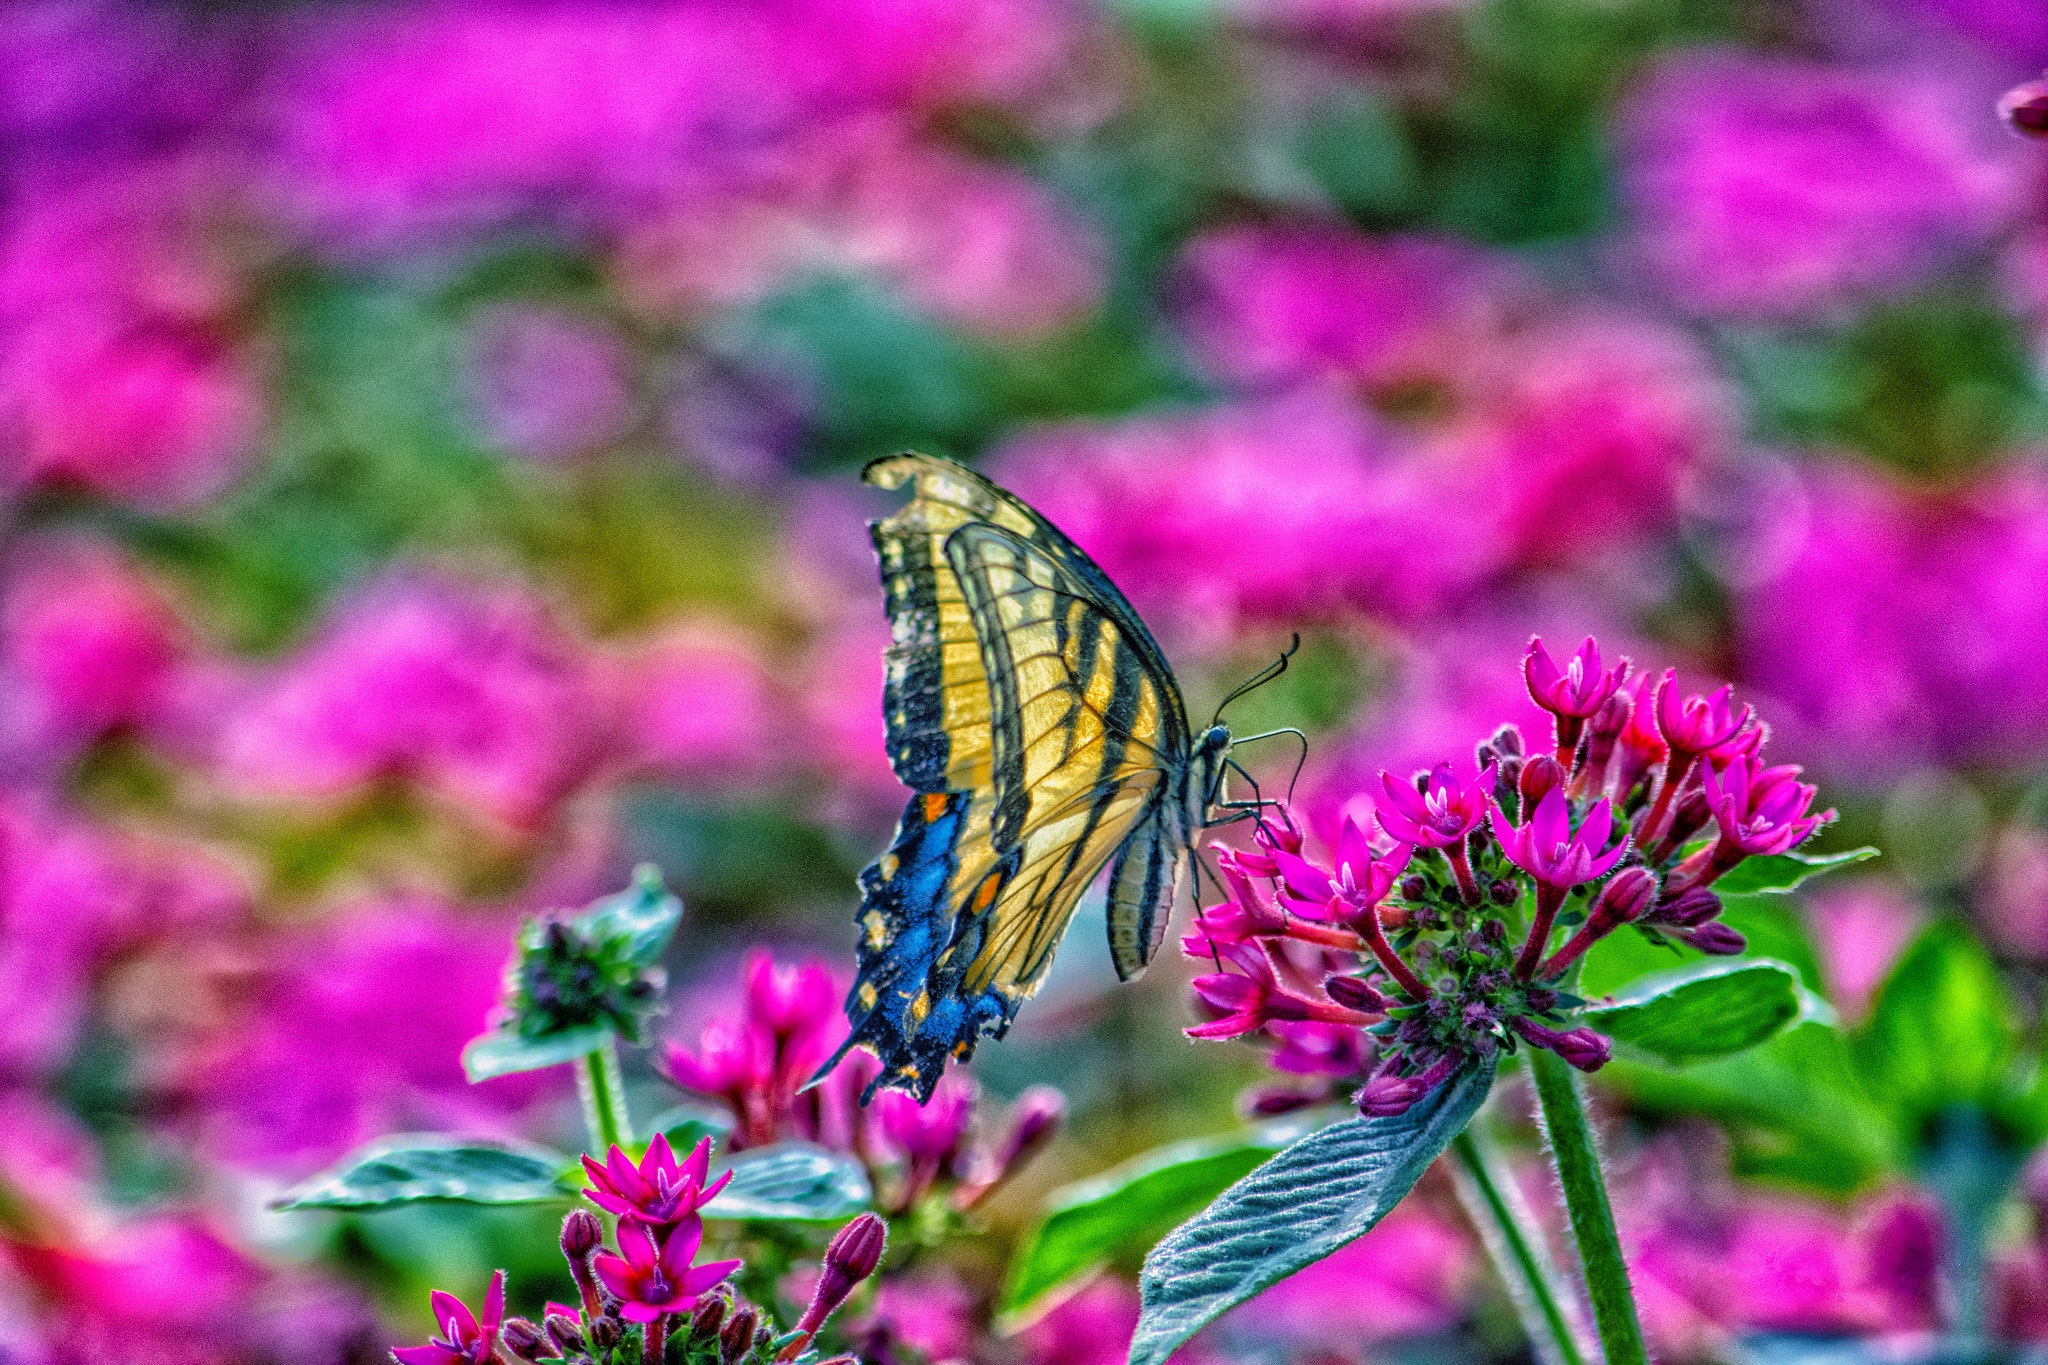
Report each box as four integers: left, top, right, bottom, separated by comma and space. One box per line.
971, 875, 1002, 911
922, 793, 950, 823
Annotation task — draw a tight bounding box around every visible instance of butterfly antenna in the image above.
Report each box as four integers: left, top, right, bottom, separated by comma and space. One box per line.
1210, 633, 1302, 730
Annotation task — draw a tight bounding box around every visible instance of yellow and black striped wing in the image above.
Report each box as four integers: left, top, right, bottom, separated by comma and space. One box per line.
828, 454, 1196, 1102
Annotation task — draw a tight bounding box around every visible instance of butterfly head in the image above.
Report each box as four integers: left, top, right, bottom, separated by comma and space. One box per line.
1194, 724, 1233, 809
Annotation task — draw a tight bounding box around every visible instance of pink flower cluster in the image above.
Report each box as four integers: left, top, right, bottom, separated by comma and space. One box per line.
1182, 635, 1832, 1116
1619, 51, 2020, 320
661, 949, 1063, 1212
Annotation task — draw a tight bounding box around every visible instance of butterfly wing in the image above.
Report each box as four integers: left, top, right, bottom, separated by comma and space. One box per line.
831, 455, 1197, 1101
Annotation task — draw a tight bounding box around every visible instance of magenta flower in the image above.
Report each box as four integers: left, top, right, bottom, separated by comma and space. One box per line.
1357, 1054, 1457, 1118
1524, 637, 1628, 763
1187, 942, 1383, 1041
1376, 763, 1495, 851
1702, 758, 1830, 859
580, 1134, 731, 1231
2002, 77, 2048, 139
1269, 815, 1413, 921
1654, 672, 1753, 758
1490, 789, 1628, 893
591, 1218, 741, 1325
660, 1017, 778, 1145
393, 1270, 504, 1365
870, 1073, 977, 1166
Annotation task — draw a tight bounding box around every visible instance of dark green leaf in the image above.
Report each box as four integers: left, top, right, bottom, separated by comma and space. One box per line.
461, 1023, 612, 1083
1854, 919, 2015, 1123
1712, 847, 1878, 896
998, 1117, 1323, 1328
574, 864, 683, 968
703, 1143, 871, 1222
1586, 958, 1805, 1063
647, 1102, 736, 1156
1129, 1064, 1492, 1365
273, 1136, 575, 1210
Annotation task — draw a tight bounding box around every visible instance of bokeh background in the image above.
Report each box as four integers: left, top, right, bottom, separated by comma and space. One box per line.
5, 0, 2048, 1360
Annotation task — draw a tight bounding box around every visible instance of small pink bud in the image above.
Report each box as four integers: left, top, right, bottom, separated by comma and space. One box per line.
1488, 724, 1526, 759
721, 1306, 759, 1365
1655, 882, 1722, 928
501, 1318, 548, 1363
798, 1213, 888, 1336
544, 1313, 588, 1356
1519, 756, 1565, 809
1511, 1016, 1611, 1071
993, 1086, 1067, 1177
1591, 868, 1656, 929
1244, 1086, 1320, 1116
560, 1208, 603, 1259
688, 1291, 730, 1343
1681, 922, 1747, 956
2000, 76, 2048, 138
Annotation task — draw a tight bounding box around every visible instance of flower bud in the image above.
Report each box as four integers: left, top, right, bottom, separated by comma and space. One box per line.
720, 1306, 758, 1365
1489, 878, 1517, 905
1590, 868, 1656, 931
590, 1314, 622, 1350
1654, 882, 1721, 928
2000, 76, 2048, 138
543, 1313, 588, 1356
560, 1208, 603, 1260
1680, 922, 1747, 956
1244, 1085, 1319, 1117
797, 1213, 889, 1336
501, 1317, 548, 1362
1519, 756, 1565, 809
1664, 787, 1713, 850
689, 1290, 730, 1343
1489, 725, 1525, 759
1323, 974, 1387, 1012
1511, 1016, 1611, 1071
1400, 874, 1427, 902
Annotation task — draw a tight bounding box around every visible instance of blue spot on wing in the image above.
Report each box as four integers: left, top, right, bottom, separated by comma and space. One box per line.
815, 791, 1013, 1104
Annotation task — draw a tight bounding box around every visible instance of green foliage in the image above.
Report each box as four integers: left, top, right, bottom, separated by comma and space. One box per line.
462, 1024, 617, 1083
1713, 847, 1880, 896
1854, 920, 2017, 1130
1585, 959, 1807, 1063
703, 1144, 874, 1223
273, 1136, 577, 1211
998, 1119, 1314, 1327
1127, 1064, 1493, 1365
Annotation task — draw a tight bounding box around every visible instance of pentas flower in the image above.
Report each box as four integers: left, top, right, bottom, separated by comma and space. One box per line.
1187, 942, 1386, 1041
660, 949, 846, 1150
592, 1217, 740, 1325
1607, 674, 1666, 805
1377, 762, 1494, 902
394, 1271, 504, 1365
1679, 757, 1833, 888
580, 1134, 732, 1231
1491, 788, 1627, 978
869, 1073, 979, 1210
1268, 815, 1411, 922
1524, 636, 1629, 762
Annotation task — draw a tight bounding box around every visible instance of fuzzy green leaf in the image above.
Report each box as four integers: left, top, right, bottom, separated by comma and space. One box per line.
703, 1142, 872, 1222
272, 1136, 576, 1210
574, 863, 684, 967
1711, 847, 1878, 896
1586, 958, 1806, 1063
999, 1117, 1322, 1329
1128, 1064, 1492, 1365
461, 1022, 613, 1083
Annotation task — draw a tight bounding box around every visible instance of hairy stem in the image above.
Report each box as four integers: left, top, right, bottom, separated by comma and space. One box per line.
576, 1035, 632, 1154
1449, 1126, 1590, 1365
1528, 1048, 1647, 1365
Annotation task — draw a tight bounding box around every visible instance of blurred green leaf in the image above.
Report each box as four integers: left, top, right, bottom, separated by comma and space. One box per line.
461, 1024, 613, 1083
1853, 920, 2016, 1126
1129, 1063, 1492, 1365
1717, 894, 1825, 994
274, 1136, 576, 1211
1599, 1022, 1898, 1194
703, 1143, 872, 1222
1714, 847, 1879, 896
647, 1102, 736, 1156
572, 864, 683, 968
998, 1117, 1318, 1328
1295, 91, 1417, 223
1586, 959, 1805, 1063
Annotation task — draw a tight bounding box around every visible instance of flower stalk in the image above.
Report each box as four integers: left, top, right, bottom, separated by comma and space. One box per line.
1448, 1125, 1590, 1365
577, 1034, 633, 1153
1527, 1046, 1647, 1365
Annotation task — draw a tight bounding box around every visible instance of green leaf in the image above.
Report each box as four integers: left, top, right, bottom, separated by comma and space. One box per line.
272, 1136, 576, 1211
1586, 958, 1805, 1063
647, 1102, 736, 1156
998, 1117, 1324, 1329
703, 1143, 872, 1222
461, 1022, 613, 1083
1599, 1022, 1899, 1194
1128, 1063, 1493, 1365
1711, 847, 1878, 896
574, 863, 683, 968
1854, 919, 2016, 1124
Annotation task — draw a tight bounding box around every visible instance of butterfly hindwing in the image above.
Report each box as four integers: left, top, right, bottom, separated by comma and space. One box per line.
829, 454, 1209, 1102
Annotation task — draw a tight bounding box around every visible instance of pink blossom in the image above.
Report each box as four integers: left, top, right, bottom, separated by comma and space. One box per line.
611, 625, 781, 787
465, 304, 633, 461
1698, 756, 1831, 860
1017, 1277, 1229, 1365
1806, 881, 1921, 1021
662, 949, 850, 1150
580, 1135, 732, 1231
1987, 828, 2048, 960
591, 1218, 740, 1324
1735, 461, 2048, 780
1238, 1203, 1475, 1344
212, 571, 604, 828
1618, 51, 2021, 319
1266, 813, 1410, 918
1375, 761, 1495, 851
0, 540, 185, 771
1187, 941, 1383, 1041
1490, 789, 1627, 892
1653, 672, 1753, 759
1524, 636, 1627, 722
394, 1271, 504, 1365
870, 1071, 977, 1165
201, 899, 553, 1171
862, 1271, 978, 1362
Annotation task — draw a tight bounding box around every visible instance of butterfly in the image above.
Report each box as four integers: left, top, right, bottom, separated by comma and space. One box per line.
820, 452, 1277, 1103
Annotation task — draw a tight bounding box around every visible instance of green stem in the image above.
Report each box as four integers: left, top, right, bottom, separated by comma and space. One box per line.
576, 1035, 632, 1154
1448, 1126, 1590, 1365
1527, 1048, 1647, 1365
